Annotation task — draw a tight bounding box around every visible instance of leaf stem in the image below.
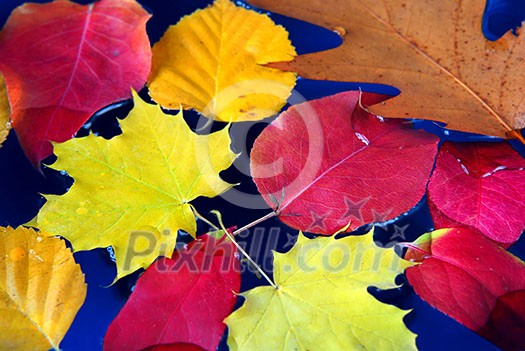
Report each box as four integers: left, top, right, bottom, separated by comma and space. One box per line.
396, 242, 428, 260
190, 205, 220, 231
228, 231, 278, 289
211, 210, 278, 289
232, 211, 276, 236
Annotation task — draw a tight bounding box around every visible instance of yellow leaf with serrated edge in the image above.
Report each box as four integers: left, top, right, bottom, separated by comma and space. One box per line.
225, 229, 417, 351
36, 91, 236, 280
148, 0, 296, 122
0, 226, 86, 351
0, 74, 10, 147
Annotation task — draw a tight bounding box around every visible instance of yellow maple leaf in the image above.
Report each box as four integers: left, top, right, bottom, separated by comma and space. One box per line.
148, 0, 297, 122
0, 226, 86, 351
225, 229, 417, 351
0, 74, 11, 147
36, 92, 236, 280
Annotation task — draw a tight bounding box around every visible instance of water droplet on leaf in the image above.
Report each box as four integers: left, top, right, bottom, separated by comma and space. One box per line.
333, 26, 346, 36
355, 132, 370, 145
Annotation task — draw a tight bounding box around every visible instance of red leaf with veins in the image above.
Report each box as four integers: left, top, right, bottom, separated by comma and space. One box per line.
428, 142, 525, 245
405, 228, 525, 351
427, 197, 513, 249
427, 196, 466, 229
250, 91, 439, 234
143, 344, 205, 351
104, 234, 240, 351
0, 0, 151, 166
477, 290, 525, 351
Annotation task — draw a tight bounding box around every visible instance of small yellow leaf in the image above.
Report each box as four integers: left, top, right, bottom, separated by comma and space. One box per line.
225, 229, 417, 351
0, 74, 11, 147
148, 0, 297, 122
36, 92, 236, 280
0, 226, 86, 351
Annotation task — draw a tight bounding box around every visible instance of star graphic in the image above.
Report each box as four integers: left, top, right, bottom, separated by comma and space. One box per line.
308, 210, 331, 232
342, 196, 369, 222
283, 232, 297, 249
371, 208, 393, 229
390, 224, 410, 241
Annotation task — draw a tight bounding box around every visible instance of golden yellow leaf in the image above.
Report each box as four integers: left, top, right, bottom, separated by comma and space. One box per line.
0, 74, 11, 147
36, 92, 236, 280
251, 0, 525, 141
148, 0, 297, 122
0, 226, 86, 351
225, 229, 416, 351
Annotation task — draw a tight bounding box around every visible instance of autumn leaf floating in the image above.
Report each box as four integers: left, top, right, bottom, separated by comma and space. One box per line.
36, 92, 236, 280
148, 0, 297, 122
0, 226, 86, 351
427, 141, 525, 245
0, 0, 152, 165
0, 75, 10, 148
250, 0, 525, 141
404, 227, 525, 351
251, 91, 439, 234
226, 229, 417, 350
105, 233, 241, 351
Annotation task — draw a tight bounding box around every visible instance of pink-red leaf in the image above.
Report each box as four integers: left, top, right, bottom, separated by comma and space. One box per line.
143, 344, 205, 351
427, 196, 466, 229
405, 228, 525, 351
428, 142, 525, 245
0, 0, 151, 165
477, 290, 525, 351
104, 234, 240, 351
250, 91, 439, 234
427, 197, 513, 249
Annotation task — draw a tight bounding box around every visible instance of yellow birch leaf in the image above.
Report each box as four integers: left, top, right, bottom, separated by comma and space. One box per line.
148, 0, 297, 122
0, 74, 11, 147
225, 229, 417, 351
0, 226, 86, 351
36, 91, 236, 280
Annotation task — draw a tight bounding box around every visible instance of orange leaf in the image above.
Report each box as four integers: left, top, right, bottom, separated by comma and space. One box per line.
250, 0, 525, 141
